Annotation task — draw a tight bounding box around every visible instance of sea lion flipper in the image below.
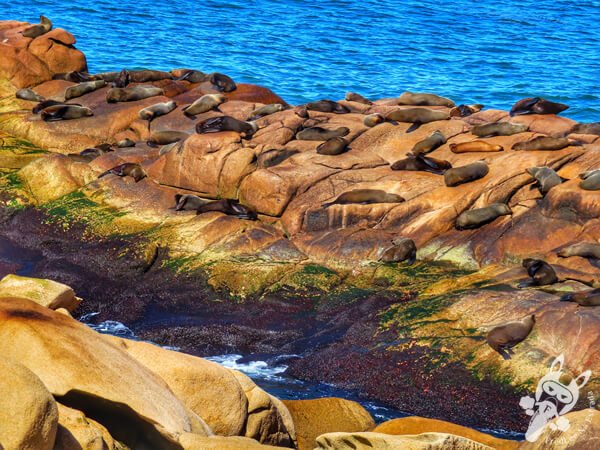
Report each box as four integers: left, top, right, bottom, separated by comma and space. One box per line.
406, 122, 422, 133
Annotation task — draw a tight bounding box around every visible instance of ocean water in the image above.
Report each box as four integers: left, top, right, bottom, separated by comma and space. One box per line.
2, 0, 599, 121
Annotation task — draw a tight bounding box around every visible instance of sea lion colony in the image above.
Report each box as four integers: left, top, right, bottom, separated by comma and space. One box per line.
15, 54, 600, 358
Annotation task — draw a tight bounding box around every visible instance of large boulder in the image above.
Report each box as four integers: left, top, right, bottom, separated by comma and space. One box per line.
54, 403, 119, 450
315, 431, 494, 449
0, 274, 81, 311
178, 433, 283, 449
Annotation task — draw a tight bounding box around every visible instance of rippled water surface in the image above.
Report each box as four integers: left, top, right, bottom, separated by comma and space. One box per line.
2, 1, 600, 120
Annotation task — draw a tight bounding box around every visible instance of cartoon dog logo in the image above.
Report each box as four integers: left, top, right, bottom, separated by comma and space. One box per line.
520, 354, 592, 442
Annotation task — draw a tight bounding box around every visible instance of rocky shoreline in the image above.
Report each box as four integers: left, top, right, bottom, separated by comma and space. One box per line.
0, 18, 599, 449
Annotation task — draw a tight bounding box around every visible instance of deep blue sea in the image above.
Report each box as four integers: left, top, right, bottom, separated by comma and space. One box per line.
2, 0, 600, 121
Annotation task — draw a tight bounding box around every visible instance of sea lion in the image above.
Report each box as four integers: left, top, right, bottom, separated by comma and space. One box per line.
93, 71, 120, 83
363, 113, 385, 127
257, 148, 299, 168
472, 122, 528, 137
379, 237, 417, 264
305, 100, 350, 114
510, 97, 569, 116
106, 86, 164, 103
16, 88, 44, 102
22, 15, 52, 38
486, 315, 536, 360
196, 199, 257, 220
296, 126, 349, 141
391, 154, 452, 174
397, 91, 455, 107
519, 258, 558, 287
316, 137, 348, 155
558, 242, 600, 260
345, 92, 372, 105
455, 203, 512, 230
560, 289, 600, 306
147, 131, 190, 147
294, 106, 309, 118
208, 73, 236, 92
410, 130, 446, 155
158, 141, 181, 156
139, 101, 177, 129
32, 100, 78, 114
512, 136, 572, 151
444, 161, 489, 187
98, 163, 146, 182
129, 70, 173, 83
172, 69, 206, 83
174, 194, 209, 211
78, 145, 113, 160
64, 80, 107, 100
579, 170, 600, 190
182, 94, 225, 116
449, 104, 484, 117
53, 71, 93, 83
248, 104, 285, 120
526, 167, 564, 195
570, 122, 600, 136
41, 105, 93, 121
117, 138, 136, 148
323, 189, 405, 207
112, 69, 130, 88
449, 140, 503, 153
195, 116, 258, 138
385, 108, 450, 124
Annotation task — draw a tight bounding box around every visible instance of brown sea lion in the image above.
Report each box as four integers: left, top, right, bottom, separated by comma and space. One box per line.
472, 122, 528, 137
117, 138, 136, 148
111, 69, 130, 88
455, 203, 512, 230
248, 104, 285, 120
316, 137, 348, 155
519, 258, 558, 288
93, 71, 119, 83
257, 148, 299, 168
147, 131, 190, 147
172, 69, 206, 83
305, 100, 350, 114
22, 15, 52, 38
41, 105, 93, 121
510, 97, 569, 116
106, 86, 164, 103
379, 237, 417, 264
174, 194, 209, 211
195, 116, 257, 138
196, 199, 257, 220
558, 242, 600, 260
560, 289, 600, 306
449, 141, 503, 153
345, 92, 372, 105
385, 108, 450, 124
78, 144, 113, 160
397, 91, 455, 107
182, 94, 225, 116
323, 189, 405, 208
64, 80, 107, 100
294, 106, 309, 118
139, 101, 177, 129
449, 104, 484, 117
512, 136, 572, 151
391, 154, 452, 174
486, 315, 535, 360
526, 167, 564, 195
52, 71, 94, 83
296, 126, 349, 141
208, 73, 236, 92
98, 163, 146, 182
16, 88, 44, 102
363, 113, 385, 127
410, 130, 446, 155
579, 170, 600, 190
32, 100, 79, 114
570, 122, 600, 136
444, 161, 489, 187
129, 70, 173, 83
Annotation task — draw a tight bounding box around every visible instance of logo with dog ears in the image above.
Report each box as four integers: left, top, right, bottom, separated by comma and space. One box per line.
520, 354, 592, 442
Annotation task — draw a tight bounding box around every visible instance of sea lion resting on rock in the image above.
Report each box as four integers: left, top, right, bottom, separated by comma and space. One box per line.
450, 104, 484, 117
561, 289, 600, 306
296, 126, 349, 141
526, 167, 564, 195
98, 163, 146, 182
182, 94, 225, 116
41, 105, 93, 121
345, 92, 372, 105
363, 113, 385, 127
65, 80, 107, 100
139, 101, 177, 128
305, 100, 350, 114
196, 199, 257, 220
519, 258, 558, 288
379, 237, 417, 264
512, 136, 573, 151
486, 315, 535, 360
248, 104, 285, 120
472, 122, 528, 137
323, 189, 405, 208
510, 97, 569, 116
33, 100, 80, 114
16, 88, 44, 102
449, 140, 503, 153
257, 148, 299, 168
196, 116, 257, 138
444, 161, 489, 187
410, 130, 446, 155
207, 73, 236, 92
316, 137, 348, 155
53, 71, 94, 83
22, 15, 52, 38
117, 138, 136, 148
386, 108, 449, 124
579, 170, 600, 190
172, 69, 206, 83
455, 203, 512, 230
78, 144, 114, 160
174, 194, 209, 211
397, 91, 455, 107
570, 122, 600, 136
106, 86, 164, 103
147, 131, 190, 147
129, 70, 173, 83
558, 242, 600, 260
391, 154, 452, 174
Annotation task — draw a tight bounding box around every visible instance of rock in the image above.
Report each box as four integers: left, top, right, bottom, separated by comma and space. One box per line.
54, 403, 118, 450
178, 433, 282, 449
374, 416, 519, 450
0, 274, 81, 312
0, 358, 58, 450
315, 431, 495, 449
282, 398, 375, 450
0, 297, 207, 449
